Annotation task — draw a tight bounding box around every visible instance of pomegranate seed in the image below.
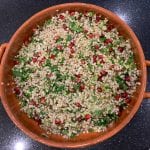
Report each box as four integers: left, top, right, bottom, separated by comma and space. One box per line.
40, 97, 46, 104
84, 29, 88, 34
57, 45, 63, 50
63, 24, 67, 30
97, 87, 102, 92
125, 98, 131, 103
70, 48, 75, 53
75, 102, 82, 108
69, 41, 75, 48
59, 15, 64, 20
34, 115, 41, 125
54, 36, 60, 41
118, 47, 124, 53
125, 74, 130, 81
100, 70, 108, 76
115, 94, 121, 101
39, 57, 46, 65
77, 116, 83, 122
121, 92, 128, 98
85, 114, 91, 121
55, 119, 61, 125
106, 24, 114, 32
94, 45, 99, 50
97, 75, 103, 81
14, 87, 20, 95
79, 83, 85, 92
32, 57, 37, 63
69, 10, 75, 16
13, 60, 19, 65
93, 55, 97, 63
81, 59, 86, 64
75, 74, 82, 78
30, 100, 38, 106
95, 15, 101, 23
104, 39, 113, 45
49, 54, 56, 60
88, 33, 95, 39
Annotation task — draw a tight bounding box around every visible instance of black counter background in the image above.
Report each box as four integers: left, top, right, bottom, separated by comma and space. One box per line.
0, 0, 150, 150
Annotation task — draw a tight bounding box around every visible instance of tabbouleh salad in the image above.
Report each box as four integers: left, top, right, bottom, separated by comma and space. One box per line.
12, 11, 140, 138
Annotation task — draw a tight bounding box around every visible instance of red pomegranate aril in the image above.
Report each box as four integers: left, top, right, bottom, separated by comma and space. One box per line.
118, 47, 124, 53
54, 36, 60, 41
93, 55, 97, 63
77, 116, 83, 122
88, 33, 95, 38
32, 57, 37, 63
104, 39, 113, 45
94, 45, 99, 50
125, 74, 130, 81
97, 87, 102, 92
85, 114, 91, 121
69, 10, 75, 16
121, 92, 128, 98
57, 45, 63, 50
40, 97, 46, 104
115, 94, 121, 101
59, 15, 65, 20
50, 54, 56, 60
70, 48, 75, 53
97, 75, 103, 81
101, 70, 108, 76
95, 15, 101, 23
81, 59, 86, 64
55, 119, 61, 125
63, 24, 67, 30
75, 74, 82, 78
69, 41, 75, 48
14, 87, 20, 95
75, 102, 82, 108
79, 83, 85, 92
106, 24, 114, 32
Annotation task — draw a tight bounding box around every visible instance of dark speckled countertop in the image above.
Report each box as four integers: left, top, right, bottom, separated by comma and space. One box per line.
0, 0, 150, 150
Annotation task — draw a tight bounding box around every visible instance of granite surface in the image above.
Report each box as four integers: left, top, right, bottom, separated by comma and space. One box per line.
0, 0, 150, 150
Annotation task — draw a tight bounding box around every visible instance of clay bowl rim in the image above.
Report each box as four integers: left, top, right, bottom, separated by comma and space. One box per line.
0, 2, 146, 148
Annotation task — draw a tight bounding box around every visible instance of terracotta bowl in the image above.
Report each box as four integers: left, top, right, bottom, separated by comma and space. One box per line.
0, 3, 150, 148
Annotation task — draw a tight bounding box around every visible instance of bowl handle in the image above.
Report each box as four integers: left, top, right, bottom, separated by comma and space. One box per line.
144, 60, 150, 98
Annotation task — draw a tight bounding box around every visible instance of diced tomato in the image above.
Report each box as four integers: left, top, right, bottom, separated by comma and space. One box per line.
97, 75, 103, 81
59, 15, 65, 20
14, 87, 20, 95
49, 54, 56, 60
94, 45, 99, 50
40, 97, 46, 104
57, 45, 63, 50
30, 100, 38, 107
85, 114, 91, 121
118, 47, 124, 53
75, 74, 82, 78
55, 119, 61, 125
39, 57, 46, 65
97, 87, 102, 92
100, 70, 108, 76
70, 48, 75, 53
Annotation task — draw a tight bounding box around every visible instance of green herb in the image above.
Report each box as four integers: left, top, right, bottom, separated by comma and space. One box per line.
56, 37, 63, 43
69, 21, 83, 33
100, 36, 106, 42
88, 11, 94, 17
93, 109, 102, 117
115, 75, 128, 90
101, 48, 109, 55
45, 19, 52, 25
66, 34, 72, 42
